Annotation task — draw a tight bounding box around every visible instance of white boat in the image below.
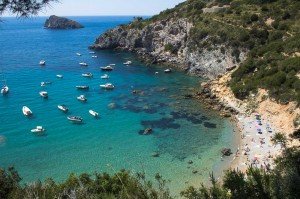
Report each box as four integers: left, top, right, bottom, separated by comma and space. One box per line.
79, 62, 88, 66
82, 73, 93, 77
39, 91, 48, 98
22, 106, 32, 116
31, 126, 46, 133
67, 116, 83, 123
77, 95, 87, 102
155, 72, 159, 74
89, 110, 99, 117
100, 83, 115, 90
76, 85, 89, 90
1, 85, 9, 95
89, 51, 95, 54
76, 53, 82, 56
100, 66, 113, 71
164, 68, 172, 73
39, 60, 46, 65
110, 64, 116, 66
58, 105, 68, 112
101, 74, 109, 79
92, 55, 98, 58
56, 74, 63, 78
123, 61, 132, 65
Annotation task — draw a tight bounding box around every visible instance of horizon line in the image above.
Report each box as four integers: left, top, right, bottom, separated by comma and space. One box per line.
1, 14, 153, 18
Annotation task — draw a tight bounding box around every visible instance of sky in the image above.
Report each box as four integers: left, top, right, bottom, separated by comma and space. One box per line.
6, 0, 186, 16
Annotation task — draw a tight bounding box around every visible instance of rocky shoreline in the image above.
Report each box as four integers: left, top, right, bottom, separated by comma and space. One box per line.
194, 82, 239, 118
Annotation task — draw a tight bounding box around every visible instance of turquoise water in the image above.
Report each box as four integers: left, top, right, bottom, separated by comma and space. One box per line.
0, 17, 237, 193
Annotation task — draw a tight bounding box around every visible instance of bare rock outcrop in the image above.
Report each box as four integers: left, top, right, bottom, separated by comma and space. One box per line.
90, 18, 246, 79
44, 15, 84, 29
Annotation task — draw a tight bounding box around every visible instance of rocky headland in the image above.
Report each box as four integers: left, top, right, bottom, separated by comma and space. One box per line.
44, 15, 84, 29
90, 17, 246, 79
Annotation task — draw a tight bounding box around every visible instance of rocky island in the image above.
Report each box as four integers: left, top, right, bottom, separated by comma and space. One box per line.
44, 15, 84, 29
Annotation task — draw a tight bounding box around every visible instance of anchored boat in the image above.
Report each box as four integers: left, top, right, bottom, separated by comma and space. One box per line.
31, 126, 46, 133
100, 83, 115, 90
22, 106, 32, 116
89, 110, 99, 117
58, 105, 68, 112
67, 116, 83, 123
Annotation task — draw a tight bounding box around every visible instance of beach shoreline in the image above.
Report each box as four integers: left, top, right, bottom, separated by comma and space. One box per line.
194, 72, 300, 176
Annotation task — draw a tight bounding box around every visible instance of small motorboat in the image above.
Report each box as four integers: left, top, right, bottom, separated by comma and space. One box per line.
89, 51, 95, 54
31, 126, 46, 133
58, 105, 68, 112
123, 61, 132, 65
110, 64, 116, 66
77, 95, 87, 102
164, 68, 172, 73
67, 116, 83, 123
92, 55, 98, 58
155, 72, 159, 74
101, 74, 109, 79
82, 73, 93, 78
76, 85, 89, 90
89, 110, 99, 117
79, 62, 88, 66
1, 85, 9, 95
39, 91, 48, 98
100, 83, 115, 90
56, 74, 63, 78
100, 66, 113, 71
39, 60, 46, 65
76, 53, 82, 56
22, 106, 32, 116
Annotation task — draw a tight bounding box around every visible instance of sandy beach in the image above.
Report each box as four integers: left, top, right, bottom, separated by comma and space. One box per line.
206, 72, 300, 174
229, 114, 282, 172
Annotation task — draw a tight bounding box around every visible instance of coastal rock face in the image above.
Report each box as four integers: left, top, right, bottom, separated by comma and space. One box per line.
44, 15, 84, 29
90, 18, 246, 79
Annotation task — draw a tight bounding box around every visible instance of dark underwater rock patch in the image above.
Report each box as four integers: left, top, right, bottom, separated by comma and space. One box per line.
203, 122, 217, 128
170, 111, 203, 124
141, 118, 181, 130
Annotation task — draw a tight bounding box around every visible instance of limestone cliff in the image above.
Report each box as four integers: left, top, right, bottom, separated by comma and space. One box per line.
90, 17, 246, 79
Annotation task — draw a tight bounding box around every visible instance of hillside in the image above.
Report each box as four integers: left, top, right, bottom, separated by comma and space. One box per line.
91, 0, 299, 102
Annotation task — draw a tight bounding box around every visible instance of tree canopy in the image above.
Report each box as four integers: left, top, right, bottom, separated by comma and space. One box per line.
0, 0, 56, 17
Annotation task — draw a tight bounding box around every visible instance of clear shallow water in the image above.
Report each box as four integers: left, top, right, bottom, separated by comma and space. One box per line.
0, 17, 237, 193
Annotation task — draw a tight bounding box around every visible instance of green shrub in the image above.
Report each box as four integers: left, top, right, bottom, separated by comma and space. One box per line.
164, 43, 177, 54
250, 14, 259, 21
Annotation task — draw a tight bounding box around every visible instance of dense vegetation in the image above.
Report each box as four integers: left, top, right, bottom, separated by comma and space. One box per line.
228, 0, 300, 105
0, 168, 171, 199
1, 145, 299, 199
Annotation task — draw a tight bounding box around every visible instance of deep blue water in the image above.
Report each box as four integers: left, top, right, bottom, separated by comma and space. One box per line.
0, 16, 237, 193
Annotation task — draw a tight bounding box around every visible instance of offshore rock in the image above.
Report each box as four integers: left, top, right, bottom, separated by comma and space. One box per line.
44, 15, 84, 29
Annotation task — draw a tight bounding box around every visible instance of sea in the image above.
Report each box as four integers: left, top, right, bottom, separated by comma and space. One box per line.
0, 16, 238, 193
